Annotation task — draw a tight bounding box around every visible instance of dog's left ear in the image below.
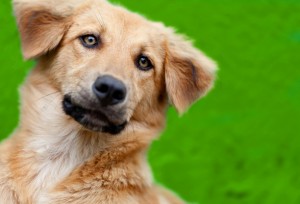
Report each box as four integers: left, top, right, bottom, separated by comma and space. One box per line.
164, 28, 217, 114
13, 1, 71, 59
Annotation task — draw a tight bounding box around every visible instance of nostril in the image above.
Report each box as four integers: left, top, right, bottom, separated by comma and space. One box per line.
97, 84, 109, 93
112, 90, 125, 101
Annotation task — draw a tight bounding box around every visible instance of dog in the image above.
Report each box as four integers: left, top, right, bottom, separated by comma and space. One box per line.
0, 0, 217, 203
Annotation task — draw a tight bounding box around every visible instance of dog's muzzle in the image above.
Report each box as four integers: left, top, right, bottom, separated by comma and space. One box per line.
63, 75, 128, 135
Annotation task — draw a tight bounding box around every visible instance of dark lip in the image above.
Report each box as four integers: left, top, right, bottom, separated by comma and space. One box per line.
62, 96, 127, 135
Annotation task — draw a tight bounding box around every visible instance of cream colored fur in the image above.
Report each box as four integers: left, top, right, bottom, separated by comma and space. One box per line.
0, 0, 217, 203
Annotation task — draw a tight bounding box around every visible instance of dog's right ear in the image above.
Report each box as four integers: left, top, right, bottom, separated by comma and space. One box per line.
13, 1, 71, 59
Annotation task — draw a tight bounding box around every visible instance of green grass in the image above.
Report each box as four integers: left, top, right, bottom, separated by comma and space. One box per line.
1, 0, 300, 203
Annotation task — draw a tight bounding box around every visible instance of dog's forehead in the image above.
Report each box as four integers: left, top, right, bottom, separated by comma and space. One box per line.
71, 1, 163, 41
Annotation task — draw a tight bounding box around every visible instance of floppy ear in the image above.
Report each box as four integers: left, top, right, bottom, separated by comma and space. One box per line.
164, 29, 217, 114
13, 0, 71, 59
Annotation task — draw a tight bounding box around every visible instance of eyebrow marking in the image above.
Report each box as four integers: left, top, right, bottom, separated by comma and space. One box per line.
92, 8, 106, 32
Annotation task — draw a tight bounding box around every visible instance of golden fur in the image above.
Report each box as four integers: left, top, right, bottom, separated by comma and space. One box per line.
0, 0, 217, 203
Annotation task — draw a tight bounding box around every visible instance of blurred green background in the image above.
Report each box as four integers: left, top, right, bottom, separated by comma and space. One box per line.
1, 0, 300, 203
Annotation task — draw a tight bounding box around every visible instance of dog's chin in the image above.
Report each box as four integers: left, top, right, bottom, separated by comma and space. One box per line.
62, 96, 127, 135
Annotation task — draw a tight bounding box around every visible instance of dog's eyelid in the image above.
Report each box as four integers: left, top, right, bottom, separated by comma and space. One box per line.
80, 32, 100, 37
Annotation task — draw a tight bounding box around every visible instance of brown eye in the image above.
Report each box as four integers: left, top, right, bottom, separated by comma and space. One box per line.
80, 35, 99, 48
136, 55, 153, 71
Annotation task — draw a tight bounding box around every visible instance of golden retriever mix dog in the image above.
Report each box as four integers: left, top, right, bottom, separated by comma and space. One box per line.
0, 0, 217, 203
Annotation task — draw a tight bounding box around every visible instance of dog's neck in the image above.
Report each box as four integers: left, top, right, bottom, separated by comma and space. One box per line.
8, 69, 163, 202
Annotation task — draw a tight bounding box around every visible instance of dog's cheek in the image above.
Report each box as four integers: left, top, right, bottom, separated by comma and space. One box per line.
129, 74, 167, 128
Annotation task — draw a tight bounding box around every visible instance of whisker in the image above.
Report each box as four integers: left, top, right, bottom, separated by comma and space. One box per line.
37, 91, 60, 101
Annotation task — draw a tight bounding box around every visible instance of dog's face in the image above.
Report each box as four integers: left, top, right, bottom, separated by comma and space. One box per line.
47, 3, 169, 134
14, 0, 217, 135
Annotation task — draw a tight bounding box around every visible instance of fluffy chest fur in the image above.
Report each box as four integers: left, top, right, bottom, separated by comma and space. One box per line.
3, 79, 153, 203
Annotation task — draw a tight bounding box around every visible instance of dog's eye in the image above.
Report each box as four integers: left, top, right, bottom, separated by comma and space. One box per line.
80, 35, 99, 48
136, 55, 153, 71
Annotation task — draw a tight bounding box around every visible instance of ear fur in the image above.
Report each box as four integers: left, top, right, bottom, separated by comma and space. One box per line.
13, 0, 72, 59
164, 28, 217, 114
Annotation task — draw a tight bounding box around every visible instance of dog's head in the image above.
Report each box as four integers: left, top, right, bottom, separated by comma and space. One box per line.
14, 0, 217, 135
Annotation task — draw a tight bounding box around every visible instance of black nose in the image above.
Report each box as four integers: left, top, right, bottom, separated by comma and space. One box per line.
93, 75, 127, 106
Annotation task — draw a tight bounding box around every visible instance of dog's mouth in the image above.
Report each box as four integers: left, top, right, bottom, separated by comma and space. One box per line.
62, 96, 127, 135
